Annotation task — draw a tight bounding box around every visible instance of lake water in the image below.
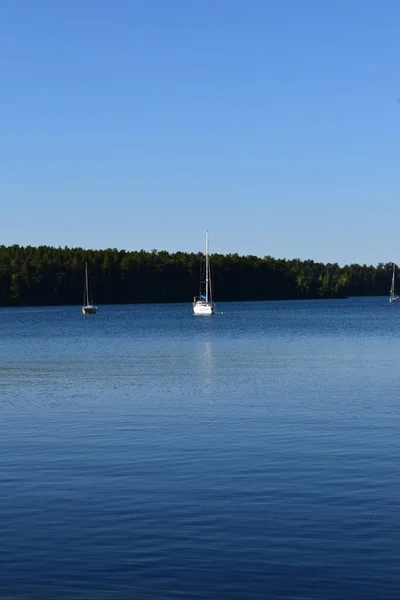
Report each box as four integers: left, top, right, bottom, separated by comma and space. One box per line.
1, 298, 400, 599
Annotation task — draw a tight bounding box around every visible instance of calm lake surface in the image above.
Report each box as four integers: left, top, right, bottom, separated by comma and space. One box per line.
1, 298, 400, 599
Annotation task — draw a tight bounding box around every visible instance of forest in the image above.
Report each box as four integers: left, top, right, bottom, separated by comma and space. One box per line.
0, 244, 396, 306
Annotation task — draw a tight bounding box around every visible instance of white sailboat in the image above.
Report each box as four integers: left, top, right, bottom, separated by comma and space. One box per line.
193, 230, 214, 316
82, 262, 97, 314
390, 264, 399, 303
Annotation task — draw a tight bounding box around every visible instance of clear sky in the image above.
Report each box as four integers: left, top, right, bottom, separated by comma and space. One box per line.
1, 0, 399, 265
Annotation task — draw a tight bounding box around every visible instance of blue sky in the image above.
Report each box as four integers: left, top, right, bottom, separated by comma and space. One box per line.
1, 0, 399, 264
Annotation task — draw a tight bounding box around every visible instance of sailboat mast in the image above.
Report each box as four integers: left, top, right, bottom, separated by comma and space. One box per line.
205, 230, 209, 304
85, 262, 89, 305
392, 264, 396, 296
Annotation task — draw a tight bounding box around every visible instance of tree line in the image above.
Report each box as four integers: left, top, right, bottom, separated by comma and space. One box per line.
0, 244, 396, 306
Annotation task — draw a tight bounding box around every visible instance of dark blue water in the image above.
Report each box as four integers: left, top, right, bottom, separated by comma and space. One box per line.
1, 298, 400, 599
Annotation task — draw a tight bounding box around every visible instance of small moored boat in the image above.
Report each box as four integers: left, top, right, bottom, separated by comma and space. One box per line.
82, 262, 97, 314
193, 230, 214, 316
389, 264, 399, 303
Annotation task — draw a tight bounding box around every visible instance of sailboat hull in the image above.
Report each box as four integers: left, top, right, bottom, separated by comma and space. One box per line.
82, 305, 97, 314
193, 301, 214, 315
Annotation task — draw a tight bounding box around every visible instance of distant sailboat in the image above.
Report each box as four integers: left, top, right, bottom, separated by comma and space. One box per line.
389, 264, 399, 303
193, 230, 214, 316
82, 262, 97, 314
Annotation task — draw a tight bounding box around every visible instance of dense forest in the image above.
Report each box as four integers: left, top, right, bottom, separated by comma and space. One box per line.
0, 244, 396, 306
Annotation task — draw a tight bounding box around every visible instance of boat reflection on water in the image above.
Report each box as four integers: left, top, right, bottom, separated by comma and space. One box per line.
197, 340, 216, 398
